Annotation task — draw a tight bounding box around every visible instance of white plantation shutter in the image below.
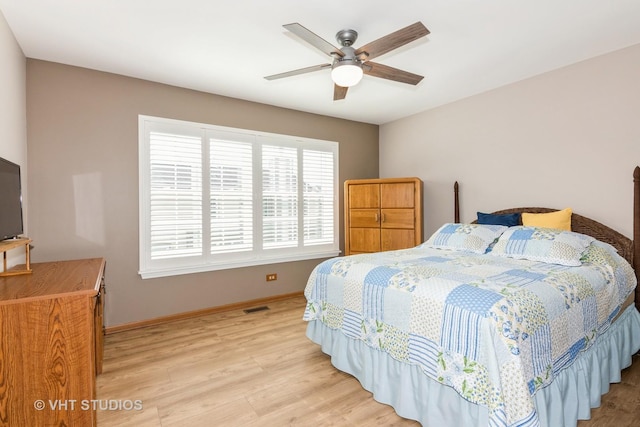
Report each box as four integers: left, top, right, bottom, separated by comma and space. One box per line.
149, 131, 203, 260
139, 116, 339, 278
210, 139, 253, 254
303, 149, 334, 245
262, 145, 298, 249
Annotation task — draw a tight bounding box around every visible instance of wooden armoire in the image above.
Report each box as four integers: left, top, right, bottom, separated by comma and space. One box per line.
344, 177, 423, 255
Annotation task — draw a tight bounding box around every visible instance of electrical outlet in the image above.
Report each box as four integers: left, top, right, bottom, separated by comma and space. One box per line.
266, 273, 277, 281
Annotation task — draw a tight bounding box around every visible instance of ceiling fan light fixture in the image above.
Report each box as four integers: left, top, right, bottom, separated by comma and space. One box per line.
331, 61, 363, 88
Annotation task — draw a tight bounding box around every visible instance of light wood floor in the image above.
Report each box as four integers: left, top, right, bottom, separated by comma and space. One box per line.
97, 295, 640, 426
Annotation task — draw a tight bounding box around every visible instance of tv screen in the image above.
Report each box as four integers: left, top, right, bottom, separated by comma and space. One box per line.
0, 157, 24, 241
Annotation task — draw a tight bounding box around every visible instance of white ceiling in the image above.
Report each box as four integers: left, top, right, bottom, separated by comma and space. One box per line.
2, 0, 640, 125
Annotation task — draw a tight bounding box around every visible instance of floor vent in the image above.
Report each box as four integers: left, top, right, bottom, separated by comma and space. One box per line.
243, 306, 270, 314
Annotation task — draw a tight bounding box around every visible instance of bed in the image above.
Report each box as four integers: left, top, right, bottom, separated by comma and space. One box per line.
303, 167, 640, 427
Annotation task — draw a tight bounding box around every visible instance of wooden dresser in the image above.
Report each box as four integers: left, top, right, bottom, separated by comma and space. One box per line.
0, 258, 106, 427
344, 177, 423, 255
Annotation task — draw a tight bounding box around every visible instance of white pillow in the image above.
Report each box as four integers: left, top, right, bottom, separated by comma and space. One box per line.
489, 226, 594, 266
422, 223, 508, 254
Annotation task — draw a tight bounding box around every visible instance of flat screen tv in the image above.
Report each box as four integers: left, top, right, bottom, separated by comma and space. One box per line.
0, 157, 24, 241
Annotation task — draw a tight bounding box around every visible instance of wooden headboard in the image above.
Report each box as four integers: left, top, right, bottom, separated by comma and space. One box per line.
454, 166, 640, 309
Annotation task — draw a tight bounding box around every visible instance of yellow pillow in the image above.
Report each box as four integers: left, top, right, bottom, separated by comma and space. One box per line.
521, 208, 572, 231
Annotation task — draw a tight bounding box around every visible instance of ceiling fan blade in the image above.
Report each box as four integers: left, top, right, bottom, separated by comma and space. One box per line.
284, 23, 344, 58
333, 85, 348, 101
355, 22, 429, 61
264, 63, 332, 80
363, 62, 424, 85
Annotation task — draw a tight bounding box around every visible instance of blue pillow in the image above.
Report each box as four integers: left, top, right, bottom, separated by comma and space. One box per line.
477, 212, 521, 227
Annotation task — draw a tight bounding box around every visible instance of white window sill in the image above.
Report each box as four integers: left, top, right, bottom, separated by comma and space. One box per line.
139, 249, 341, 279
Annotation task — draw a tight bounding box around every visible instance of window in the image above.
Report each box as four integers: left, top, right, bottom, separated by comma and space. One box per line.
139, 116, 339, 278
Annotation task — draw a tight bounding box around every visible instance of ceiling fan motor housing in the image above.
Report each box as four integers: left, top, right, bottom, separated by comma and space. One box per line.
334, 46, 359, 64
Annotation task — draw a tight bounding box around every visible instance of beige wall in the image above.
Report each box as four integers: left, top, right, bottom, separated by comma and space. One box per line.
0, 10, 27, 268
26, 60, 379, 327
380, 43, 640, 240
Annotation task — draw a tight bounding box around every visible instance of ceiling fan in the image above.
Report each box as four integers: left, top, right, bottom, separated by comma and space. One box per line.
264, 22, 430, 101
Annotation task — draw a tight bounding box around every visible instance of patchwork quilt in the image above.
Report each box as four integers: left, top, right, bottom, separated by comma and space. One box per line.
303, 241, 636, 427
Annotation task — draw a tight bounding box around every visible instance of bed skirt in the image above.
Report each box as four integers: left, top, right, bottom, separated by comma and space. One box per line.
306, 305, 640, 427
